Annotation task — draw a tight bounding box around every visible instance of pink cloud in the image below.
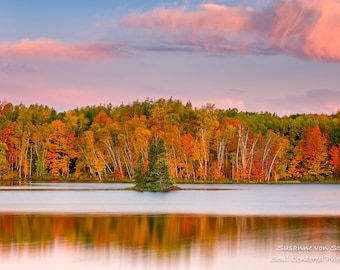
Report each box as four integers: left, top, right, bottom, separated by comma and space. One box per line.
124, 4, 250, 35
190, 97, 246, 111
2, 86, 105, 112
0, 38, 123, 60
123, 0, 340, 62
269, 89, 340, 116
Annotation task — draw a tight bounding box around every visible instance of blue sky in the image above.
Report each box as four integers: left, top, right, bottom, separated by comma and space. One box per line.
0, 0, 339, 115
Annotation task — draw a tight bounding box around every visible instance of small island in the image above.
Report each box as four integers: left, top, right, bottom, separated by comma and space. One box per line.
132, 138, 180, 192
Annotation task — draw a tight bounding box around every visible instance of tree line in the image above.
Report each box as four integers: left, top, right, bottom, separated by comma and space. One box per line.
0, 98, 339, 182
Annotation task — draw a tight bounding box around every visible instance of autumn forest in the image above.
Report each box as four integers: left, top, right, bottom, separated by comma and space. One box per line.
0, 98, 339, 183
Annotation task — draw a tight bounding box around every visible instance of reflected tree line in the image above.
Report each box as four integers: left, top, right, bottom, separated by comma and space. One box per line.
1, 214, 340, 253
0, 98, 340, 182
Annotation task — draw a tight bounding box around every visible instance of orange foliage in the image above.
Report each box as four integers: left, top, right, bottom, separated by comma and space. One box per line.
0, 99, 339, 181
45, 120, 78, 178
329, 145, 340, 178
290, 126, 329, 179
93, 112, 112, 127
0, 123, 19, 166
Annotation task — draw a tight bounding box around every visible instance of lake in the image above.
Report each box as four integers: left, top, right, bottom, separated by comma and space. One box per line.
1, 183, 340, 269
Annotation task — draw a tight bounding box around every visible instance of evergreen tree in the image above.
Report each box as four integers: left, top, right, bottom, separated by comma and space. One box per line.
134, 152, 146, 188
134, 138, 172, 191
147, 138, 171, 190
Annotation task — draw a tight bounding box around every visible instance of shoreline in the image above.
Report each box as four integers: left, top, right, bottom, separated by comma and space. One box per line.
1, 179, 340, 185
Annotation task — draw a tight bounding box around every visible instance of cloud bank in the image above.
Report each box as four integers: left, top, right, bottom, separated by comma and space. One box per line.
123, 0, 340, 62
269, 89, 340, 115
0, 38, 122, 60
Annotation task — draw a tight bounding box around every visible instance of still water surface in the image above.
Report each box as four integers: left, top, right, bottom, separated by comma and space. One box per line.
1, 183, 340, 269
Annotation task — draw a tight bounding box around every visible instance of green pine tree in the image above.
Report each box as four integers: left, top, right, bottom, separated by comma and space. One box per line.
147, 138, 171, 190
134, 138, 173, 191
134, 152, 146, 189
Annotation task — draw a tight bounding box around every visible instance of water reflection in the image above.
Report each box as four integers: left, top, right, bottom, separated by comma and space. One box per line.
1, 214, 340, 269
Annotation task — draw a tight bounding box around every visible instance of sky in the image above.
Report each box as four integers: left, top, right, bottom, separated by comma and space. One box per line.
0, 0, 339, 116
